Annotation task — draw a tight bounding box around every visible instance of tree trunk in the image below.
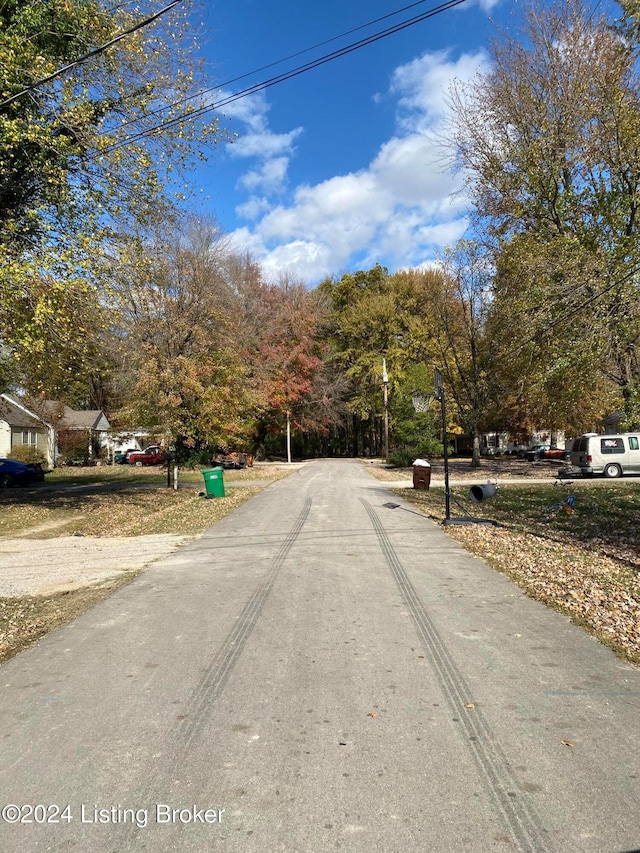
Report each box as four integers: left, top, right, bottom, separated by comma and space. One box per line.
471, 431, 482, 468
253, 425, 267, 461
352, 414, 359, 457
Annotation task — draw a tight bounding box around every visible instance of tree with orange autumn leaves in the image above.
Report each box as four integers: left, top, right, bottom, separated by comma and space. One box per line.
107, 219, 342, 461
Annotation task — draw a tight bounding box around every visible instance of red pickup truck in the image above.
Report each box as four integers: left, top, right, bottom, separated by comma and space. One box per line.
128, 445, 164, 466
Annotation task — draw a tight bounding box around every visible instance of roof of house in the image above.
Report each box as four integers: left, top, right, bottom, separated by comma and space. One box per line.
602, 410, 625, 426
0, 394, 47, 430
0, 395, 110, 431
36, 401, 109, 431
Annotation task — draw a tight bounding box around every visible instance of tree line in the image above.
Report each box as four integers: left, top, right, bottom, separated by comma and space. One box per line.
1, 0, 639, 464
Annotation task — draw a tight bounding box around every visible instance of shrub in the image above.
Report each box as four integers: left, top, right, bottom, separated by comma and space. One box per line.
8, 445, 49, 469
57, 429, 91, 466
388, 437, 444, 468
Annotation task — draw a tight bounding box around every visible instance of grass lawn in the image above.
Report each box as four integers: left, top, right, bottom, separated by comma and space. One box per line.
0, 464, 296, 665
399, 482, 640, 665
44, 461, 291, 486
0, 484, 262, 538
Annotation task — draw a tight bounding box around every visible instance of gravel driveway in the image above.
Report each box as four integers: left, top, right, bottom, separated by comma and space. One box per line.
0, 534, 188, 597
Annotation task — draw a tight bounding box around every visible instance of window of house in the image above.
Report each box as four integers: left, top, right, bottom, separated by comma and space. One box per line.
21, 430, 37, 446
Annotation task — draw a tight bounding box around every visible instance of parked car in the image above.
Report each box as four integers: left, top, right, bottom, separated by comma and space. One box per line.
213, 451, 253, 469
114, 448, 137, 464
0, 458, 46, 487
524, 445, 570, 461
127, 445, 164, 466
570, 432, 640, 478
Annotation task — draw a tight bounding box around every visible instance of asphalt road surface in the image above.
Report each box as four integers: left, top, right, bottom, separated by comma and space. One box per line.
1, 460, 639, 852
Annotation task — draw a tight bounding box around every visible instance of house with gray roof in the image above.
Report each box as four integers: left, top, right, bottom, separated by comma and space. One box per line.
0, 395, 52, 464
0, 394, 110, 465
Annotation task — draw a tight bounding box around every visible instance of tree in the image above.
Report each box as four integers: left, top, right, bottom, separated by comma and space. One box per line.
449, 0, 640, 426
421, 242, 495, 467
0, 0, 221, 394
110, 217, 256, 457
320, 264, 442, 457
239, 275, 331, 459
0, 266, 115, 405
486, 236, 622, 437
386, 363, 442, 465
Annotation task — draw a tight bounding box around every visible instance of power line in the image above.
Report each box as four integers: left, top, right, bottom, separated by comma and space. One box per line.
114, 0, 466, 135
100, 0, 468, 154
504, 259, 640, 361
0, 0, 183, 109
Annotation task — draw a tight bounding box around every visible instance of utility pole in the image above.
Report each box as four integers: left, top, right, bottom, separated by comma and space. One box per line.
382, 358, 389, 461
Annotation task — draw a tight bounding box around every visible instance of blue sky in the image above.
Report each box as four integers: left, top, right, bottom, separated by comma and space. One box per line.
180, 0, 522, 283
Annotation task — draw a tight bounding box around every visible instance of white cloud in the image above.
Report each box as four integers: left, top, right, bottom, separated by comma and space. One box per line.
239, 156, 290, 193
371, 134, 461, 209
259, 241, 336, 284
230, 128, 302, 160
219, 90, 270, 133
235, 196, 272, 220
228, 48, 490, 283
390, 49, 488, 134
222, 88, 303, 201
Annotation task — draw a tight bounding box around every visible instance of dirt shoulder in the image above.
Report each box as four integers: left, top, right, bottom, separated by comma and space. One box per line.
393, 477, 640, 666
0, 465, 300, 664
364, 456, 569, 482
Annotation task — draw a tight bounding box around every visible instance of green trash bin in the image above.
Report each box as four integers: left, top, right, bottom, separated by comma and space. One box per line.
202, 467, 225, 498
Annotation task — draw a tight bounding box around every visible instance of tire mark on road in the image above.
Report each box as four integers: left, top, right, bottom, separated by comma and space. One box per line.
174, 497, 312, 754
362, 499, 553, 853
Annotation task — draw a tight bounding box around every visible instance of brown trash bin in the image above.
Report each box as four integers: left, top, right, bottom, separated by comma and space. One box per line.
412, 463, 431, 490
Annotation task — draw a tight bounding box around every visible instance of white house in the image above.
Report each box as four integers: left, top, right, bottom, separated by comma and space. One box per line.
481, 428, 567, 454
0, 394, 111, 465
0, 395, 52, 465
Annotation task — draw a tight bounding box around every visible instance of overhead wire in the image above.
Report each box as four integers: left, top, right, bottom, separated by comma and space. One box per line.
114, 0, 468, 134
0, 0, 184, 109
99, 0, 468, 154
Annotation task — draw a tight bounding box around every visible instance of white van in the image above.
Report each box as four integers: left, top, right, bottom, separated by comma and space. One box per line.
570, 432, 640, 478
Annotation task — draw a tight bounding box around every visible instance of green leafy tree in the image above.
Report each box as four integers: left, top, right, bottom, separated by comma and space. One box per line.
0, 0, 220, 394
320, 264, 442, 457
388, 363, 442, 466
449, 0, 640, 424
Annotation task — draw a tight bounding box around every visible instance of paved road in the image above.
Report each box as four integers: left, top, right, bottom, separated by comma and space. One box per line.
1, 460, 639, 852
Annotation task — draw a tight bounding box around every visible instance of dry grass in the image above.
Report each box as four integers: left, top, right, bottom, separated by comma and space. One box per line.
364, 456, 566, 481
45, 462, 294, 486
0, 471, 285, 664
399, 483, 640, 665
0, 574, 138, 663
0, 486, 261, 538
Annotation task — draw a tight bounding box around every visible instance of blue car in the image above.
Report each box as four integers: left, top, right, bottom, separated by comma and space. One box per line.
0, 458, 46, 488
